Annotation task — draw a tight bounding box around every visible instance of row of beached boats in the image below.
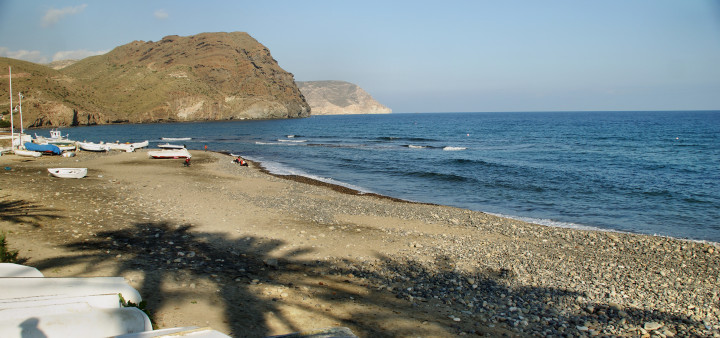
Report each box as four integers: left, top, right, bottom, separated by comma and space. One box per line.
3, 130, 194, 179
6, 129, 194, 160
3, 126, 196, 156
74, 139, 150, 152
4, 129, 157, 158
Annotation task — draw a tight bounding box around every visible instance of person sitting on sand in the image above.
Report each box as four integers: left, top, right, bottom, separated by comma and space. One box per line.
233, 156, 248, 166
184, 157, 191, 167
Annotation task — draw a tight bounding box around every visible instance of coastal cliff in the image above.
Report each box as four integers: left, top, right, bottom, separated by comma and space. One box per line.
0, 32, 310, 127
297, 81, 391, 115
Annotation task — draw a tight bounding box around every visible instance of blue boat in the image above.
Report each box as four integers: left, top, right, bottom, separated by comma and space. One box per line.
24, 142, 61, 155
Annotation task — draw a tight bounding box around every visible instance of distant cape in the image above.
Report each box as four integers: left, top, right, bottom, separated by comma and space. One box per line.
297, 81, 391, 115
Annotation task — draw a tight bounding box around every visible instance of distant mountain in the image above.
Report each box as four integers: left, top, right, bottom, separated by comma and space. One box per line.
297, 81, 391, 115
47, 59, 78, 70
0, 32, 310, 127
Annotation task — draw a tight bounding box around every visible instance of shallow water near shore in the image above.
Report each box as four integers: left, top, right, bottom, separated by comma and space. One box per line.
53, 111, 720, 242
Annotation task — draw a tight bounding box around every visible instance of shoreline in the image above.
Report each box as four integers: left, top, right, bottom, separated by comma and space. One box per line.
242, 155, 719, 246
1, 149, 718, 336
249, 158, 438, 206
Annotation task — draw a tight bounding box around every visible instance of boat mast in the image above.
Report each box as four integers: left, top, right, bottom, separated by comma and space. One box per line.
18, 92, 23, 147
8, 66, 14, 149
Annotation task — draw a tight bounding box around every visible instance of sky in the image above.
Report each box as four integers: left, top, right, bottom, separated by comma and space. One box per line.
1, 0, 719, 113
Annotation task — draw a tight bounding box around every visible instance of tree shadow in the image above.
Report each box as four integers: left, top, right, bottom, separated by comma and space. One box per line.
324, 253, 715, 336
32, 221, 285, 336
30, 221, 715, 337
0, 196, 61, 227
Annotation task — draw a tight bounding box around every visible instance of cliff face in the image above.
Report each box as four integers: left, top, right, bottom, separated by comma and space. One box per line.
1, 32, 310, 128
297, 81, 391, 115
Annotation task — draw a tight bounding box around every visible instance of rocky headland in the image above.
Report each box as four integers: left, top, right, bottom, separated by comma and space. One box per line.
297, 81, 391, 115
1, 32, 310, 127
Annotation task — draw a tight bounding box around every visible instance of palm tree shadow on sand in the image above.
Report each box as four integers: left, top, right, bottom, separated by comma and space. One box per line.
31, 220, 712, 337
0, 196, 62, 228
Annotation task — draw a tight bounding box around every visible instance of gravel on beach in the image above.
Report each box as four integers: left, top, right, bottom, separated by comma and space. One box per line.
1, 150, 718, 337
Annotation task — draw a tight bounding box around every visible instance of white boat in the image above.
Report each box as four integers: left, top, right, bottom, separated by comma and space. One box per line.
131, 140, 149, 149
44, 129, 70, 141
157, 143, 185, 149
106, 143, 133, 152
12, 149, 41, 158
0, 263, 44, 277
161, 137, 191, 141
56, 144, 77, 152
34, 129, 76, 149
106, 140, 149, 152
77, 141, 109, 152
34, 141, 77, 152
147, 148, 191, 159
47, 168, 87, 179
0, 275, 150, 337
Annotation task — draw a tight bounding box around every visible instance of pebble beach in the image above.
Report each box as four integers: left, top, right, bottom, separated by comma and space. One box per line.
1, 149, 718, 337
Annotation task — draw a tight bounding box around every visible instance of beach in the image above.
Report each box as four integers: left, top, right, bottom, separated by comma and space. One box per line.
1, 150, 718, 337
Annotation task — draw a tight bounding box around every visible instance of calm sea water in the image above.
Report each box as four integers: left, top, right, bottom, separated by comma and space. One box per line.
54, 111, 720, 242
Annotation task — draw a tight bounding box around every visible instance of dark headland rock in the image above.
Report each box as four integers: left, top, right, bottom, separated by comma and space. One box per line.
0, 32, 310, 127
297, 81, 391, 115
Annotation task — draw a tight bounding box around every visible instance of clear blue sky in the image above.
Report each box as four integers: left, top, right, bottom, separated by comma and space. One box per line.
1, 0, 719, 113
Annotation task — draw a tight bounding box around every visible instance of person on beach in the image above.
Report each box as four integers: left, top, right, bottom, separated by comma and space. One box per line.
184, 157, 191, 167
233, 156, 248, 166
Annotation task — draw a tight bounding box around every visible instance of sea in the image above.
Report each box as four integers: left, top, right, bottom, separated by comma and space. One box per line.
50, 111, 720, 243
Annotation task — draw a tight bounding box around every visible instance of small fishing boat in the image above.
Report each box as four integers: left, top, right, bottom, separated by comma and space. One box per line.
24, 142, 62, 155
77, 141, 109, 152
132, 140, 149, 149
51, 143, 77, 152
13, 149, 42, 158
147, 148, 191, 159
106, 143, 134, 152
36, 129, 71, 141
157, 143, 185, 149
33, 138, 76, 151
34, 129, 76, 149
35, 129, 72, 141
47, 168, 87, 179
106, 140, 149, 152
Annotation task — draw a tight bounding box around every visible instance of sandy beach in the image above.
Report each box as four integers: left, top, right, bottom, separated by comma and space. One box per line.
1, 149, 718, 337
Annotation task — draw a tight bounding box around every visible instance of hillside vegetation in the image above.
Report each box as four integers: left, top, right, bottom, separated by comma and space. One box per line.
1, 32, 310, 128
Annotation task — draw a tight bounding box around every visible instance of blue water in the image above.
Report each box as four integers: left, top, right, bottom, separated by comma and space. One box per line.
54, 111, 720, 242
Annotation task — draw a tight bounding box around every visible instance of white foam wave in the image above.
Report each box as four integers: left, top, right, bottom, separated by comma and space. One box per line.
244, 156, 376, 194
443, 146, 467, 151
277, 139, 308, 143
255, 141, 304, 146
488, 212, 608, 232
408, 145, 426, 149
